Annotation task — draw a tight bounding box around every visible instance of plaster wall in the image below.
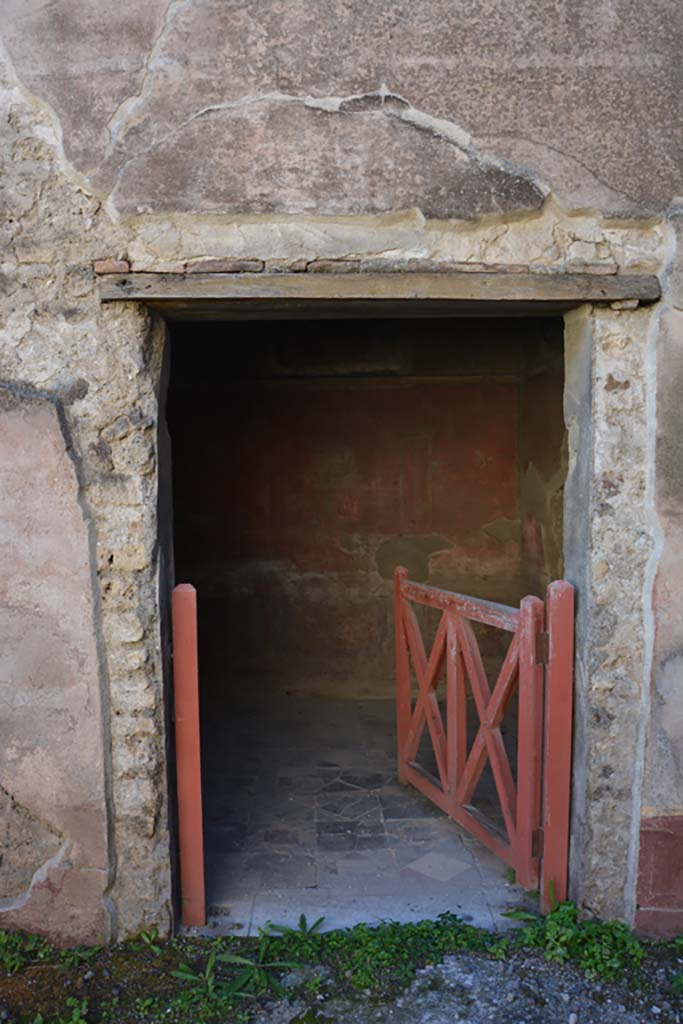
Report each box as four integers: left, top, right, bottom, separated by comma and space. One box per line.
0, 1, 677, 942
2, 0, 682, 219
0, 391, 110, 945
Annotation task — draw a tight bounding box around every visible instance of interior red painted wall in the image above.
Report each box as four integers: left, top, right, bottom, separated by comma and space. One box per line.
168, 319, 564, 697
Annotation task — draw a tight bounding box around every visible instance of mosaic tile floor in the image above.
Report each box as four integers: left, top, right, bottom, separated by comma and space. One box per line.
198, 696, 530, 935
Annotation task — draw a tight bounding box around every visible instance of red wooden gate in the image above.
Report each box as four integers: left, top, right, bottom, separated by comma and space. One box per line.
394, 567, 574, 913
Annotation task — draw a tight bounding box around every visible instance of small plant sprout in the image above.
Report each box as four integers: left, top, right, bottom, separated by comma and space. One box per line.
218, 926, 302, 997
136, 927, 163, 956
171, 945, 220, 1000
272, 914, 326, 937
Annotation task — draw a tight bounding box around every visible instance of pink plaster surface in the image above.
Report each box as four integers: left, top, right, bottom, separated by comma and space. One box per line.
0, 394, 111, 945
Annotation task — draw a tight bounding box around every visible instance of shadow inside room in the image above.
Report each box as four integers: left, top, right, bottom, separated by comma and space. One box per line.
165, 316, 566, 930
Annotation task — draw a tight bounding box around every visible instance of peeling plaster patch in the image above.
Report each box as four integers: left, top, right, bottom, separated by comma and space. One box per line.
0, 842, 69, 914
0, 786, 63, 899
101, 84, 548, 219
98, 20, 554, 217
0, 37, 94, 199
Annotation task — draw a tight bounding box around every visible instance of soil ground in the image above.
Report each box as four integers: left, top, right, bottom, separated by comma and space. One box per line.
1, 908, 683, 1024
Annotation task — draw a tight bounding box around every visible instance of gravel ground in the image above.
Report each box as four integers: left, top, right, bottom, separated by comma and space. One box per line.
253, 952, 683, 1024
2, 921, 682, 1023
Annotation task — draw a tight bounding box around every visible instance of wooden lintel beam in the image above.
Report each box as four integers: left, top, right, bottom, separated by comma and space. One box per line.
99, 271, 661, 310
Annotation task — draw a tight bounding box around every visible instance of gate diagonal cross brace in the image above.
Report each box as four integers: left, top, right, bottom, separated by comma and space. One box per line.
398, 602, 521, 842
393, 566, 575, 911
402, 606, 448, 790
454, 616, 519, 845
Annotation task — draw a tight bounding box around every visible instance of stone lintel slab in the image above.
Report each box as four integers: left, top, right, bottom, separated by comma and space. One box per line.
98, 271, 661, 321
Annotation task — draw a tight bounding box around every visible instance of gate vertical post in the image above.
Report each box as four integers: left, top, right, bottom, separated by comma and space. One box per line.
515, 595, 545, 890
172, 583, 206, 926
446, 614, 466, 807
540, 580, 575, 914
394, 567, 411, 784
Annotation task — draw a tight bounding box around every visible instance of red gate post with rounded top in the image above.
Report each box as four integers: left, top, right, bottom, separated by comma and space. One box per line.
540, 580, 575, 914
172, 584, 206, 926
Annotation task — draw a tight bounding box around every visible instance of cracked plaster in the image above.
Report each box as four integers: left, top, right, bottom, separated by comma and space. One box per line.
3, 0, 682, 217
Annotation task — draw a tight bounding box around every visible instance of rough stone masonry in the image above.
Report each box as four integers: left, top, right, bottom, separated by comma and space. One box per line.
0, 1, 682, 943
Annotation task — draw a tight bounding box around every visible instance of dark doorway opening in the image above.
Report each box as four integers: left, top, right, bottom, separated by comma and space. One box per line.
166, 316, 566, 932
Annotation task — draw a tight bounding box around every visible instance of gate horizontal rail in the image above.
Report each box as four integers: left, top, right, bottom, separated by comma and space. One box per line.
394, 567, 574, 911
399, 577, 521, 631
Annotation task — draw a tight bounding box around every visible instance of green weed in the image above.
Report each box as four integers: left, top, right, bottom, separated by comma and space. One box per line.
506, 901, 646, 981
271, 914, 326, 938
29, 997, 90, 1024
0, 930, 53, 975
133, 927, 163, 957
270, 912, 492, 995
0, 901, 667, 1021
58, 997, 89, 1023
58, 945, 100, 971
171, 945, 221, 1001
219, 926, 302, 997
133, 995, 157, 1012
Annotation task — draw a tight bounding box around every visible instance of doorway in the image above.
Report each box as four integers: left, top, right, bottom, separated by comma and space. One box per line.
165, 316, 566, 932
